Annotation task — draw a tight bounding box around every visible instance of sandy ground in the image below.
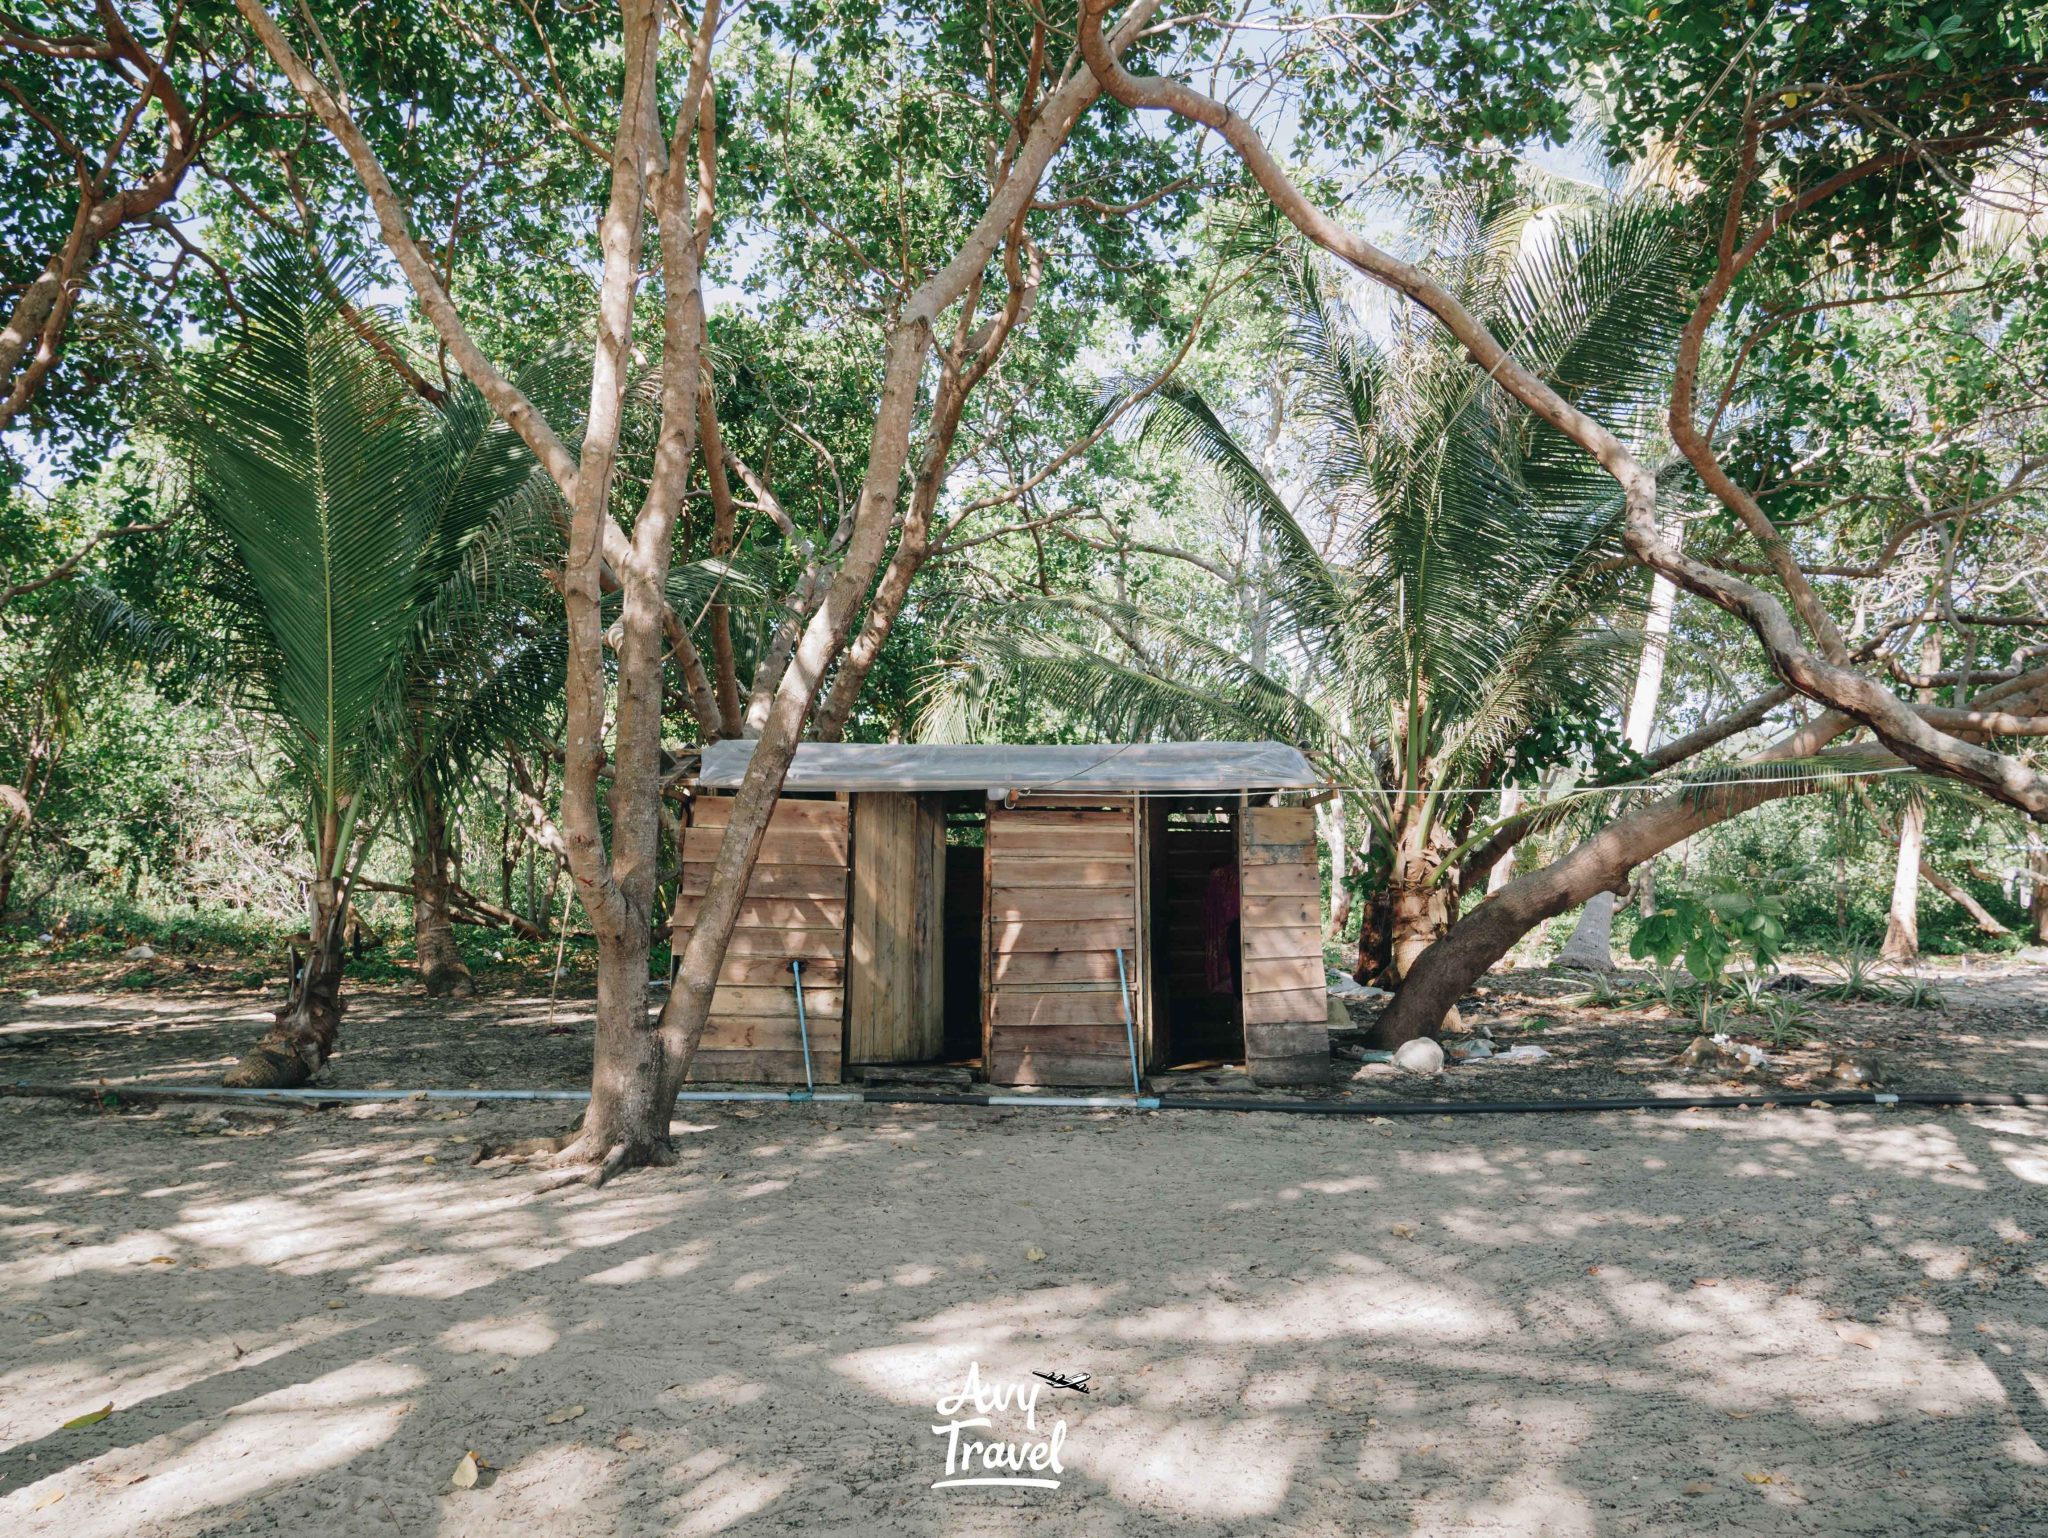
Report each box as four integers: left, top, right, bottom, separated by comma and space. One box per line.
5, 951, 2048, 1105
2, 1056, 2047, 1533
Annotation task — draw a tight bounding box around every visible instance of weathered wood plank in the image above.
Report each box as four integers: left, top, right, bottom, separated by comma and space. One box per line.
988, 917, 1138, 954
989, 989, 1129, 1027
1243, 954, 1326, 993
1244, 1020, 1329, 1057
1242, 986, 1326, 1025
985, 824, 1137, 856
705, 984, 845, 1019
678, 862, 848, 899
1241, 838, 1317, 867
1010, 794, 1139, 811
1243, 806, 1314, 845
689, 797, 848, 828
678, 953, 846, 986
991, 949, 1128, 985
683, 824, 850, 866
1241, 927, 1323, 962
988, 858, 1135, 890
1240, 894, 1319, 930
1240, 861, 1318, 897
672, 896, 847, 933
984, 1022, 1129, 1054
987, 888, 1137, 922
987, 807, 1131, 830
987, 1049, 1134, 1087
697, 1015, 813, 1050
687, 1047, 843, 1085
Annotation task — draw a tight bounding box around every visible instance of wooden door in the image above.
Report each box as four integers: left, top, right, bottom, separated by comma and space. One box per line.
846, 792, 945, 1063
983, 795, 1142, 1086
1237, 804, 1330, 1084
672, 796, 849, 1083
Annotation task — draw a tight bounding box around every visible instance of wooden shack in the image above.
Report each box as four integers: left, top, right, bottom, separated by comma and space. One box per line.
670, 742, 1330, 1088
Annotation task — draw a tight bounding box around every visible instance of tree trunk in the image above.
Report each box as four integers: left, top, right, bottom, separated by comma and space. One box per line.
1555, 891, 1620, 970
1376, 717, 1858, 1042
225, 813, 348, 1088
1880, 793, 1926, 961
2031, 832, 2048, 945
1318, 798, 1351, 940
0, 783, 25, 921
1375, 811, 1461, 1045
412, 792, 475, 997
1558, 558, 1676, 967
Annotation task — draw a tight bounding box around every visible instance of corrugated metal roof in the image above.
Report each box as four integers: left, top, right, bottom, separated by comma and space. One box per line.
696, 740, 1321, 793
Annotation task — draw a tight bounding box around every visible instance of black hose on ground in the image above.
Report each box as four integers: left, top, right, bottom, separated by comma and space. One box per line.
8, 1082, 2047, 1117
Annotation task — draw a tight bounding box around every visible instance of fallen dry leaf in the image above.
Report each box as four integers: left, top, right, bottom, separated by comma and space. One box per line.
1836, 1322, 1883, 1350
1683, 1481, 1713, 1496
324, 1299, 346, 1310
1743, 1472, 1776, 1485
615, 1433, 647, 1452
147, 1256, 176, 1265
1390, 1223, 1416, 1240
60, 1404, 112, 1429
1024, 1247, 1046, 1263
450, 1452, 480, 1489
546, 1404, 586, 1425
31, 1489, 65, 1510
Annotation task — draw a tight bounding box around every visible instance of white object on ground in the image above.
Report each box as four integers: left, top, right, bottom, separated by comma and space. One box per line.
121, 944, 155, 960
1490, 1044, 1552, 1065
1392, 1038, 1445, 1075
1326, 973, 1388, 999
1711, 1032, 1769, 1069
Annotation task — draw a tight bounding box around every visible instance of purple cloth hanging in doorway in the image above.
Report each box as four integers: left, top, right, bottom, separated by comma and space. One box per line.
1201, 862, 1240, 994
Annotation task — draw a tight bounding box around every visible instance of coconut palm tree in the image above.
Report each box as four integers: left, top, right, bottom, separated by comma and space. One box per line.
86, 241, 554, 1084
935, 191, 1690, 986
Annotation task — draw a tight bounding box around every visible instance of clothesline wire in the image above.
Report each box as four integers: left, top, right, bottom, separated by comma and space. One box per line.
1006, 766, 1925, 800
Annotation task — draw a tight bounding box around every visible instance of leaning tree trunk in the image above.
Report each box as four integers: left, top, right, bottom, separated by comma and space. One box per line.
411, 790, 475, 997
1376, 744, 1851, 1042
225, 814, 349, 1087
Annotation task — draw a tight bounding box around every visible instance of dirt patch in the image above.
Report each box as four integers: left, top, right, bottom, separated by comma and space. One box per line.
1320, 956, 2048, 1107
0, 1085, 2043, 1536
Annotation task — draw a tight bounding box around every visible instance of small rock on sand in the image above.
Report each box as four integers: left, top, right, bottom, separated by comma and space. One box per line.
1392, 1038, 1445, 1076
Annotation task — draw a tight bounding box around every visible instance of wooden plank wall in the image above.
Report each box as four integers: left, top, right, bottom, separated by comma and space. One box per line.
672, 796, 849, 1083
846, 792, 944, 1064
984, 795, 1142, 1086
1237, 804, 1330, 1084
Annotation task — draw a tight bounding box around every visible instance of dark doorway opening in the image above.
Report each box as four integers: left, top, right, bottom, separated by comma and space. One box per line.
1148, 803, 1247, 1070
940, 799, 985, 1064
